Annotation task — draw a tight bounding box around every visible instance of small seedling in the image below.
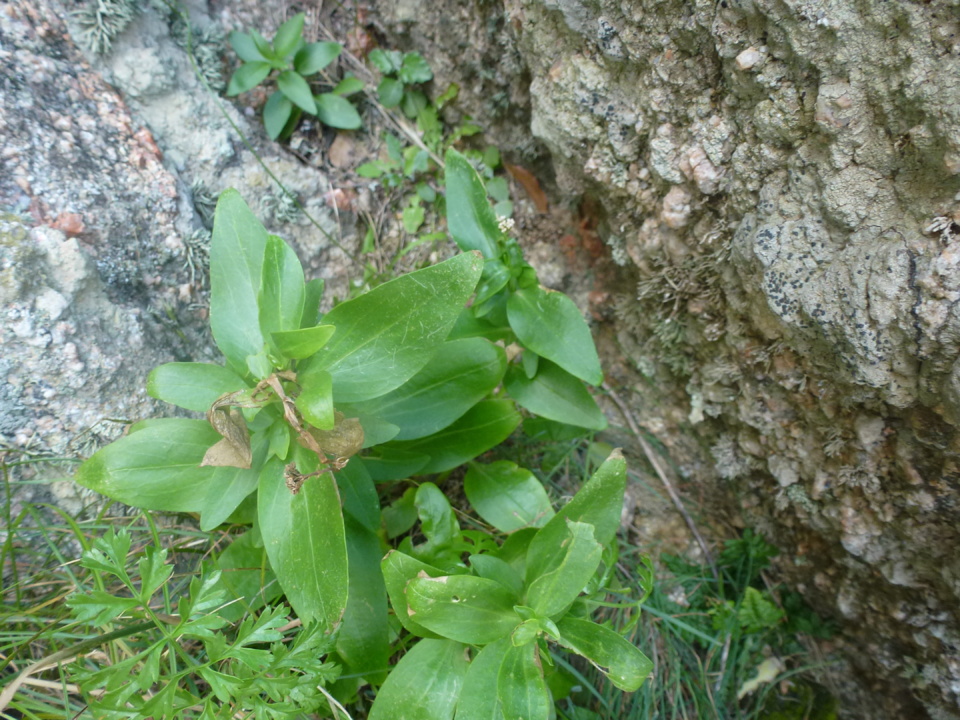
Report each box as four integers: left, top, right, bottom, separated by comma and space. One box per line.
368, 49, 433, 119
227, 13, 362, 139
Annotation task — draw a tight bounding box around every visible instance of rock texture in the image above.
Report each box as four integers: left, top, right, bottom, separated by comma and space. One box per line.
0, 0, 356, 514
372, 0, 960, 717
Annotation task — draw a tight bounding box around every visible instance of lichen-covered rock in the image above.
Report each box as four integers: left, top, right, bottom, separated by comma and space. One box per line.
0, 0, 214, 515
369, 0, 960, 716
0, 0, 357, 515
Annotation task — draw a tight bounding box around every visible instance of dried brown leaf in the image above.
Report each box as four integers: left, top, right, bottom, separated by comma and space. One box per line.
505, 163, 549, 213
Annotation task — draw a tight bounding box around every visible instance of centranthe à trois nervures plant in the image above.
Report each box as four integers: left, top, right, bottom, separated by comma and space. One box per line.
67, 148, 652, 718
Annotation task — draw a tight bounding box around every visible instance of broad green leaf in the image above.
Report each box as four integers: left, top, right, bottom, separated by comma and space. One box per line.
523, 417, 590, 443
403, 204, 425, 234
399, 52, 433, 84
336, 516, 390, 683
522, 350, 538, 379
525, 521, 602, 617
525, 450, 626, 583
406, 575, 519, 644
504, 361, 607, 431
315, 93, 362, 129
368, 639, 468, 720
469, 554, 524, 598
416, 482, 459, 550
295, 365, 334, 430
362, 448, 428, 481
198, 432, 268, 531
384, 487, 418, 539
258, 453, 348, 629
401, 89, 428, 119
294, 41, 342, 75
210, 190, 269, 376
377, 77, 404, 107
227, 61, 272, 95
347, 338, 506, 441
277, 70, 317, 113
369, 48, 402, 74
386, 399, 521, 474
497, 642, 550, 720
335, 457, 381, 533
271, 324, 335, 359
348, 413, 400, 448
448, 308, 512, 342
298, 252, 483, 402
333, 75, 364, 95
263, 91, 294, 140
74, 419, 218, 512
455, 640, 508, 720
464, 461, 555, 533
229, 31, 266, 62
495, 528, 538, 578
214, 530, 280, 622
272, 13, 304, 58
259, 234, 306, 349
556, 617, 652, 692
381, 550, 443, 638
301, 277, 324, 327
445, 149, 500, 259
506, 286, 603, 386
250, 29, 278, 63
147, 362, 248, 413
475, 259, 511, 306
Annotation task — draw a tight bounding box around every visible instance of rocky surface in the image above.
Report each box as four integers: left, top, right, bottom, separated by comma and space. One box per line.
0, 0, 358, 514
368, 0, 960, 717
4, 0, 960, 715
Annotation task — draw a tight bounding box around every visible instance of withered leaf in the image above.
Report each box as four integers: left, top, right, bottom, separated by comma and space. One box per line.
201, 406, 252, 469
505, 163, 549, 214
306, 411, 364, 459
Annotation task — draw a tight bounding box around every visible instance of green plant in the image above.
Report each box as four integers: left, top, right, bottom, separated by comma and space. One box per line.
369, 450, 652, 719
227, 13, 362, 139
64, 529, 339, 718
368, 49, 433, 119
55, 135, 630, 716
569, 528, 837, 720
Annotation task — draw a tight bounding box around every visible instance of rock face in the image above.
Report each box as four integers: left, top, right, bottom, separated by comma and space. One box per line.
4, 0, 960, 715
0, 0, 353, 512
373, 0, 960, 717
